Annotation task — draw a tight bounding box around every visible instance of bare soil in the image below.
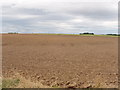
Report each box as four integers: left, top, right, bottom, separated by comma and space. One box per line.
2, 34, 118, 88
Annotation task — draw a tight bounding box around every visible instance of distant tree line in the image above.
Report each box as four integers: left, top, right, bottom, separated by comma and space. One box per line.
79, 32, 120, 36
106, 34, 120, 36
79, 32, 94, 35
8, 32, 18, 34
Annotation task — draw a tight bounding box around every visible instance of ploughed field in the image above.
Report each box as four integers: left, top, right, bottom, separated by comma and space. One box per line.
2, 34, 118, 88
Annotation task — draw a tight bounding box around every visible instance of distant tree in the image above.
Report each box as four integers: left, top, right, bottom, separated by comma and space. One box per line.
79, 32, 94, 35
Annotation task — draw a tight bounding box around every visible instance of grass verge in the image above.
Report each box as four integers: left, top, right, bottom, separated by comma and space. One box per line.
2, 78, 20, 88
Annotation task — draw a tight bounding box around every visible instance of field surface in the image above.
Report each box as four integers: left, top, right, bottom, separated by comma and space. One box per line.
2, 34, 118, 88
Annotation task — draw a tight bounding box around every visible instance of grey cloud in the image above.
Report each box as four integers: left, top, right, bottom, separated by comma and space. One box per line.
3, 7, 48, 15
15, 8, 49, 15
2, 2, 118, 34
68, 9, 117, 21
64, 3, 117, 21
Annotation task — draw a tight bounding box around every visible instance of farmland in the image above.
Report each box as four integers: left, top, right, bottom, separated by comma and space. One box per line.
2, 34, 118, 88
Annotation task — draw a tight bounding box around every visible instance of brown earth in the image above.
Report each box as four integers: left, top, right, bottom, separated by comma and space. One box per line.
2, 34, 118, 88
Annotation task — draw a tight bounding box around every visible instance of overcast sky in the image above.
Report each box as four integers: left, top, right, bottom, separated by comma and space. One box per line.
1, 0, 118, 34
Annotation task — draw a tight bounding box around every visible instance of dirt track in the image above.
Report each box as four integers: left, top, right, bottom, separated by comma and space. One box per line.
2, 34, 118, 88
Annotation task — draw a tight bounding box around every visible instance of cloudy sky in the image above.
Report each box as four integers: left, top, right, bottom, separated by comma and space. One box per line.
1, 0, 118, 34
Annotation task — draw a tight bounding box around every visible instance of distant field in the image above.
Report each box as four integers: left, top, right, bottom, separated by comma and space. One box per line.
2, 34, 118, 88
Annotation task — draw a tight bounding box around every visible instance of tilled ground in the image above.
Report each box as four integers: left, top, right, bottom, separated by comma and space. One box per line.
2, 34, 118, 88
